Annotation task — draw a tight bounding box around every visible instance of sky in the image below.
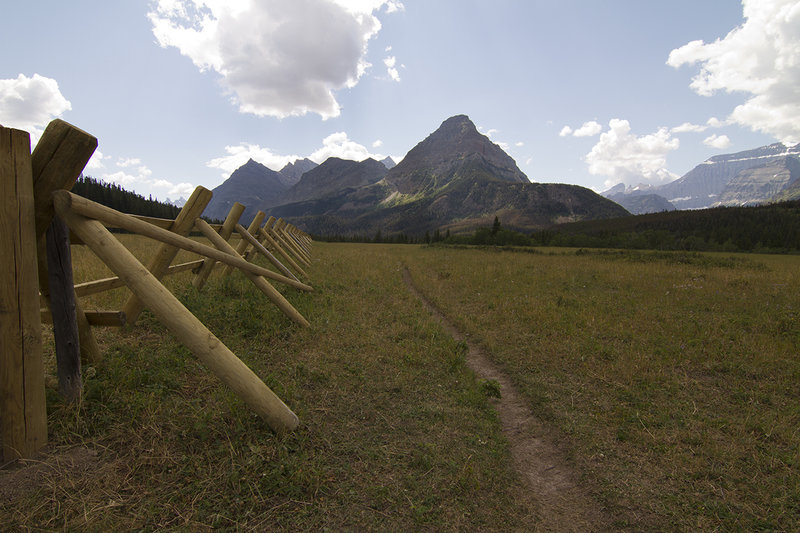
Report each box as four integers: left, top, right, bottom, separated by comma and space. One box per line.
2, 0, 799, 202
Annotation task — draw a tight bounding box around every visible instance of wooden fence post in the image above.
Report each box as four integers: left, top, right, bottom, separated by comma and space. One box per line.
55, 206, 299, 434
122, 186, 212, 325
45, 215, 82, 401
30, 119, 101, 365
192, 202, 245, 290
224, 211, 265, 277
274, 219, 311, 266
234, 223, 299, 282
195, 219, 310, 327
0, 126, 47, 461
257, 226, 308, 279
54, 191, 312, 292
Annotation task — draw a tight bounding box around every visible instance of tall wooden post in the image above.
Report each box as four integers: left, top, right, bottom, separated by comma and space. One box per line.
122, 186, 212, 325
192, 202, 245, 290
0, 126, 47, 461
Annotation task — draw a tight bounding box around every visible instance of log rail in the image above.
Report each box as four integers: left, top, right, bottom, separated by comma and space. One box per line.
1, 120, 314, 461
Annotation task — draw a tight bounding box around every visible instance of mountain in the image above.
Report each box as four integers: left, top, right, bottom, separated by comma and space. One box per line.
272, 115, 628, 235
203, 159, 288, 222
605, 192, 675, 215
716, 155, 800, 206
385, 114, 528, 197
603, 143, 800, 212
381, 156, 396, 169
282, 157, 388, 204
279, 158, 318, 186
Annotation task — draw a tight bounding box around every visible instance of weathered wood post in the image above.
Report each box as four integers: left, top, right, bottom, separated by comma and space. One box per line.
31, 119, 100, 365
54, 200, 299, 434
45, 215, 82, 401
192, 202, 245, 290
224, 211, 265, 276
122, 186, 212, 325
0, 126, 47, 461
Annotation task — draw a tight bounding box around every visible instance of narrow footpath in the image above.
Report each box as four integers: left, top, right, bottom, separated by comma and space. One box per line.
403, 267, 611, 532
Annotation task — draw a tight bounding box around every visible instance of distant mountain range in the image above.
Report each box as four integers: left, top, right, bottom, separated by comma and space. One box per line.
604, 143, 800, 214
204, 115, 627, 235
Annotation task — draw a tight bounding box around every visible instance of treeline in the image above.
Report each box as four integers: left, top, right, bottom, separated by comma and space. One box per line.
537, 200, 800, 253
71, 176, 181, 219
442, 201, 800, 253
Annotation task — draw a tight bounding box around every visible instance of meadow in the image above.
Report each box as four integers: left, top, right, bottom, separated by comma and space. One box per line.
1, 239, 798, 531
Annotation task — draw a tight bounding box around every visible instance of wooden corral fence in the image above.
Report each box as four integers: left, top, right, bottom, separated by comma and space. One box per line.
1, 120, 313, 463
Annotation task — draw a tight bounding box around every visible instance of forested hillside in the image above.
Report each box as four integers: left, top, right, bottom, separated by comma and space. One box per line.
71, 176, 181, 219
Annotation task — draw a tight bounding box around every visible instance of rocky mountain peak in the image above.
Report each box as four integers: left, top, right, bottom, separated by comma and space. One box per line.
386, 114, 528, 195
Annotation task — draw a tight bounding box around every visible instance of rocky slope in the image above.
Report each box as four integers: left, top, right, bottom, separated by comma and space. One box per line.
272, 115, 627, 235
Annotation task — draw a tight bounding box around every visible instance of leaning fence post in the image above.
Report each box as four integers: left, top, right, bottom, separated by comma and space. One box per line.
122, 186, 212, 325
0, 126, 47, 462
55, 201, 299, 434
224, 210, 265, 276
192, 202, 245, 290
31, 119, 101, 365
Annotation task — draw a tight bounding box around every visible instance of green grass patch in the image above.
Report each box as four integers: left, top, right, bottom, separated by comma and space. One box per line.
402, 245, 800, 531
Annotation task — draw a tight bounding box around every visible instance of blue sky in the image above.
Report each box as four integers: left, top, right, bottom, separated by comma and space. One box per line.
2, 1, 798, 202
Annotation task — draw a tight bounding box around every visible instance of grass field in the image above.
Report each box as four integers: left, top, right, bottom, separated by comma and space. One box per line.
2, 240, 798, 531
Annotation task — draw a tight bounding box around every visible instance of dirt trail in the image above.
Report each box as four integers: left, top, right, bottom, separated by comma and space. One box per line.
403, 268, 610, 532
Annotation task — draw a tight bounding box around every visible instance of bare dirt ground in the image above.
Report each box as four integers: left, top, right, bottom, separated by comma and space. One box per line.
403, 267, 611, 532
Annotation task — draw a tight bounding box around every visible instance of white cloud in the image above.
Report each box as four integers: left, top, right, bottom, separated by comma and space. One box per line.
667, 0, 800, 144
208, 131, 385, 177
92, 156, 194, 201
707, 116, 726, 128
384, 55, 401, 81
207, 143, 301, 177
703, 133, 732, 149
585, 119, 680, 188
86, 150, 109, 170
515, 141, 524, 147
671, 122, 707, 133
559, 125, 573, 137
148, 0, 402, 119
117, 157, 142, 167
310, 131, 383, 163
0, 73, 71, 142
573, 120, 603, 137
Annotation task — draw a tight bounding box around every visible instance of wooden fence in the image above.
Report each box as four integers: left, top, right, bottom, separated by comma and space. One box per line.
1, 120, 313, 463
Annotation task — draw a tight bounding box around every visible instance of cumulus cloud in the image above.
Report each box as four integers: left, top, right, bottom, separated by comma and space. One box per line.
559, 121, 603, 137
0, 73, 71, 141
573, 120, 603, 137
148, 0, 401, 119
92, 156, 194, 201
585, 119, 680, 188
206, 143, 301, 177
208, 131, 385, 177
667, 0, 800, 144
310, 131, 384, 162
703, 133, 732, 149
